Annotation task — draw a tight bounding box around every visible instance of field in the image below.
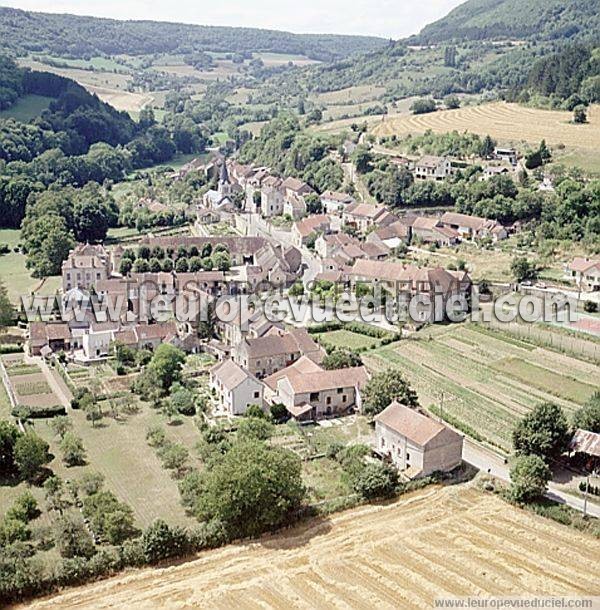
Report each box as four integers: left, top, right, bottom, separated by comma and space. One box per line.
0, 229, 61, 304
372, 102, 600, 152
0, 94, 53, 121
21, 484, 600, 610
363, 323, 599, 451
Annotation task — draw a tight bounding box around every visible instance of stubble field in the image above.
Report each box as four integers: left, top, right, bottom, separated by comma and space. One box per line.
19, 485, 600, 610
372, 102, 600, 151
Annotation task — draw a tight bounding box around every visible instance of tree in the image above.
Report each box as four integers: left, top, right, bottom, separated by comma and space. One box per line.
0, 420, 21, 477
78, 471, 105, 496
83, 397, 103, 428
572, 392, 600, 433
159, 443, 189, 475
195, 440, 305, 538
322, 349, 363, 370
410, 99, 436, 115
212, 251, 231, 272
352, 462, 398, 499
513, 402, 569, 461
509, 454, 551, 503
53, 514, 95, 558
44, 476, 69, 514
0, 280, 14, 327
444, 95, 460, 109
6, 491, 38, 522
49, 416, 72, 439
141, 519, 188, 564
148, 344, 186, 391
352, 145, 373, 174
573, 105, 588, 124
363, 370, 418, 416
479, 135, 496, 159
244, 404, 266, 419
60, 433, 86, 467
237, 416, 273, 441
170, 387, 196, 416
270, 403, 288, 422
13, 433, 50, 481
510, 256, 537, 283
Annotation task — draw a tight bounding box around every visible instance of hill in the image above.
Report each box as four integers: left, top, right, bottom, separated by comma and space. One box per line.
0, 7, 387, 62
414, 0, 600, 44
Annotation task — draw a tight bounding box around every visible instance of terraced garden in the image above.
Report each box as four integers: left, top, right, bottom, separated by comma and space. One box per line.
363, 323, 599, 452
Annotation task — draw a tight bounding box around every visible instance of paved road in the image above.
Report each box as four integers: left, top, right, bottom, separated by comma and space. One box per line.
463, 438, 600, 518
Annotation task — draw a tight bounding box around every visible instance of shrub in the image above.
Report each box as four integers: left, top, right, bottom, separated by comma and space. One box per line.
352, 462, 399, 499
141, 520, 189, 564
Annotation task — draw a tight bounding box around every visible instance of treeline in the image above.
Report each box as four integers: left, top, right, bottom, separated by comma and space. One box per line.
0, 7, 385, 62
237, 114, 344, 193
524, 45, 600, 103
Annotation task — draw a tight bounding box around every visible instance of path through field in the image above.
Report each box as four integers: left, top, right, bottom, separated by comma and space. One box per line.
21, 485, 600, 609
373, 102, 600, 150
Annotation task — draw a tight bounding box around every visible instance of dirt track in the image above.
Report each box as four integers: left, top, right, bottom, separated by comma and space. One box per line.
21, 485, 600, 609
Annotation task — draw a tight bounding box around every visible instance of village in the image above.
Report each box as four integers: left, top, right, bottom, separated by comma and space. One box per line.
11, 143, 599, 495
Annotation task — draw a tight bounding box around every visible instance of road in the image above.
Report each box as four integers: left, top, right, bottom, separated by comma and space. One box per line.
463, 438, 600, 518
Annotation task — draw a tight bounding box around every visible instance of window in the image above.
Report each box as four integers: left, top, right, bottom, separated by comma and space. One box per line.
253, 391, 260, 399
66, 273, 71, 280
342, 395, 347, 403
337, 388, 343, 394
406, 452, 411, 464
326, 396, 331, 405
309, 392, 319, 402
381, 437, 385, 448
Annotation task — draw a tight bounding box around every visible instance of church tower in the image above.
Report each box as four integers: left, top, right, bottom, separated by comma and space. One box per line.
217, 159, 231, 198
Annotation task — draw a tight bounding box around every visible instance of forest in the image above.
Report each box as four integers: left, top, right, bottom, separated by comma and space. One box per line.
0, 7, 386, 62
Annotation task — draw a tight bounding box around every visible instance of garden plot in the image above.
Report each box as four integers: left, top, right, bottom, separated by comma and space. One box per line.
364, 323, 598, 451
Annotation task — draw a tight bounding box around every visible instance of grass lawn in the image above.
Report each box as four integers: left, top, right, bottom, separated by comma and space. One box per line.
315, 329, 381, 351
0, 94, 53, 121
0, 230, 61, 304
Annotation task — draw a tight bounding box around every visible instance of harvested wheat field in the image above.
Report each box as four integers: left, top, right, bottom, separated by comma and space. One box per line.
373, 102, 600, 150
21, 485, 600, 610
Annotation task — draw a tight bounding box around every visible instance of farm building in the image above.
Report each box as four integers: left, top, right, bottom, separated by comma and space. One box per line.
374, 401, 463, 478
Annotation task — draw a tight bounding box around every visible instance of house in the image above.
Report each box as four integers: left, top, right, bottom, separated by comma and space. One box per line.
214, 296, 283, 348
350, 259, 471, 323
564, 258, 600, 292
320, 190, 355, 214
374, 401, 463, 478
411, 217, 459, 246
264, 359, 369, 421
483, 165, 511, 180
259, 176, 284, 217
29, 322, 71, 356
281, 176, 314, 199
440, 212, 507, 242
414, 156, 453, 181
342, 203, 395, 234
494, 147, 518, 166
367, 220, 411, 249
234, 328, 324, 379
292, 214, 331, 248
62, 244, 111, 292
210, 359, 264, 416
283, 192, 307, 220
